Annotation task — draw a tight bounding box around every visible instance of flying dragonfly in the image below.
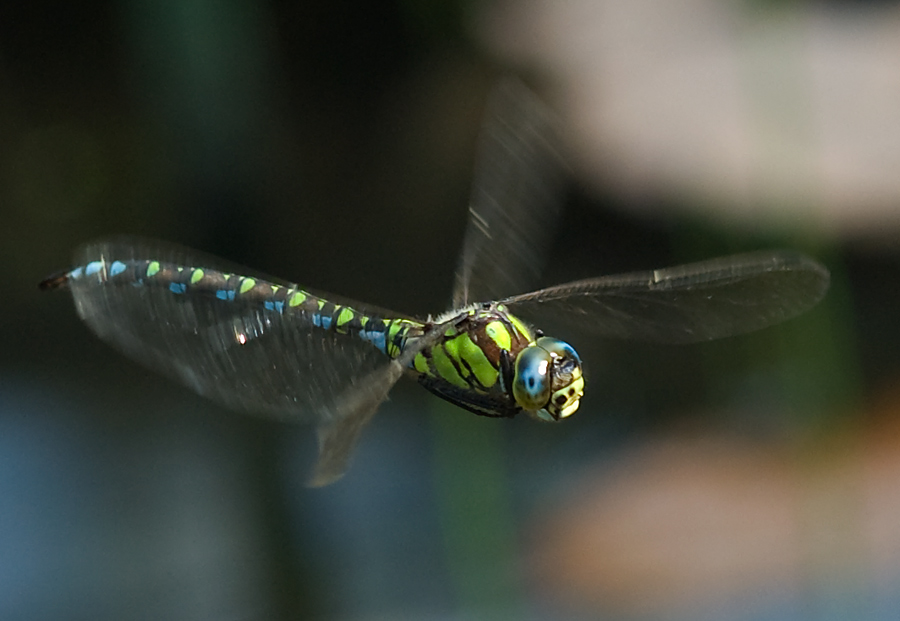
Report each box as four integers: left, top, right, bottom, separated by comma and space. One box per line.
40, 80, 830, 486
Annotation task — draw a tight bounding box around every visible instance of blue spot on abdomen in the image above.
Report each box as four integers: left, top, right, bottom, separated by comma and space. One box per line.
312, 314, 332, 330
358, 328, 387, 353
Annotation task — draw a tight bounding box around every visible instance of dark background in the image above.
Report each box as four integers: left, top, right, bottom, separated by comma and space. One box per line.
2, 1, 898, 620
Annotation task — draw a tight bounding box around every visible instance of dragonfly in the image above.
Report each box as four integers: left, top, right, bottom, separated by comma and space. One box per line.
41, 80, 830, 486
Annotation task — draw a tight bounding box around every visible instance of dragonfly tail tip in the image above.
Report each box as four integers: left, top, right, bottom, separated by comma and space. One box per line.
38, 271, 70, 291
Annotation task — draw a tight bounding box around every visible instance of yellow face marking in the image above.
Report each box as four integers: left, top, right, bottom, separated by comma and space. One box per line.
239, 278, 256, 294
190, 269, 204, 284
568, 375, 585, 397
288, 291, 307, 307
485, 321, 512, 351
551, 376, 585, 419
146, 261, 160, 277
559, 400, 580, 418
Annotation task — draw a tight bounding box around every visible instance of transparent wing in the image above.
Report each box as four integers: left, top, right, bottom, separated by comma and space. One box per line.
64, 237, 406, 425
452, 78, 566, 308
309, 320, 452, 486
501, 251, 830, 343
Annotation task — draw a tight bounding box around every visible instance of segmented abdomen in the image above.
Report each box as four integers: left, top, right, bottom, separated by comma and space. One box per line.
62, 257, 423, 359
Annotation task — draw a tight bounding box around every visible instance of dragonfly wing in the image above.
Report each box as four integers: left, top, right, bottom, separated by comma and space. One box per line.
64, 237, 401, 425
452, 78, 566, 308
310, 359, 406, 487
501, 251, 830, 343
309, 317, 451, 486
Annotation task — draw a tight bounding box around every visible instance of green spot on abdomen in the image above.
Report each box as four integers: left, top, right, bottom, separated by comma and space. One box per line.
335, 307, 357, 334
288, 291, 307, 307
336, 307, 355, 326
190, 269, 204, 284
386, 320, 405, 357
146, 261, 160, 277
239, 278, 256, 294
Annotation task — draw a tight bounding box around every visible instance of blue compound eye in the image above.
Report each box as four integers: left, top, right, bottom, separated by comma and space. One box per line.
513, 346, 552, 411
535, 336, 581, 364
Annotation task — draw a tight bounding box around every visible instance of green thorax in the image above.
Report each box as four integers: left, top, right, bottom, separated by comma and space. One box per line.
400, 304, 535, 418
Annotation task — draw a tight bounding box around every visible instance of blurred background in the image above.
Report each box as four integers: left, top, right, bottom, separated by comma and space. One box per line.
2, 0, 899, 619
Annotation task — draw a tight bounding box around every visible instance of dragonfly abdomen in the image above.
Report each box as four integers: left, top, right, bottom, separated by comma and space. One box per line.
63, 257, 310, 311
53, 256, 427, 360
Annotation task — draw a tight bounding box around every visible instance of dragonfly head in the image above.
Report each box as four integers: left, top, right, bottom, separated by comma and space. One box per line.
513, 336, 585, 422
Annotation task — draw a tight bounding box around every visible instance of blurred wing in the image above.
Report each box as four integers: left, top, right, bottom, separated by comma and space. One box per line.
63, 237, 404, 425
309, 321, 450, 486
501, 251, 830, 343
452, 78, 566, 308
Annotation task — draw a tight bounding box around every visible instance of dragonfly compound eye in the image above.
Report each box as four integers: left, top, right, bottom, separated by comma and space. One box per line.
513, 345, 552, 414
514, 337, 585, 422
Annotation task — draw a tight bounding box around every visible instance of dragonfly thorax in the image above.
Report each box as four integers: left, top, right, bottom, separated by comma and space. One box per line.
513, 336, 585, 422
411, 305, 585, 422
